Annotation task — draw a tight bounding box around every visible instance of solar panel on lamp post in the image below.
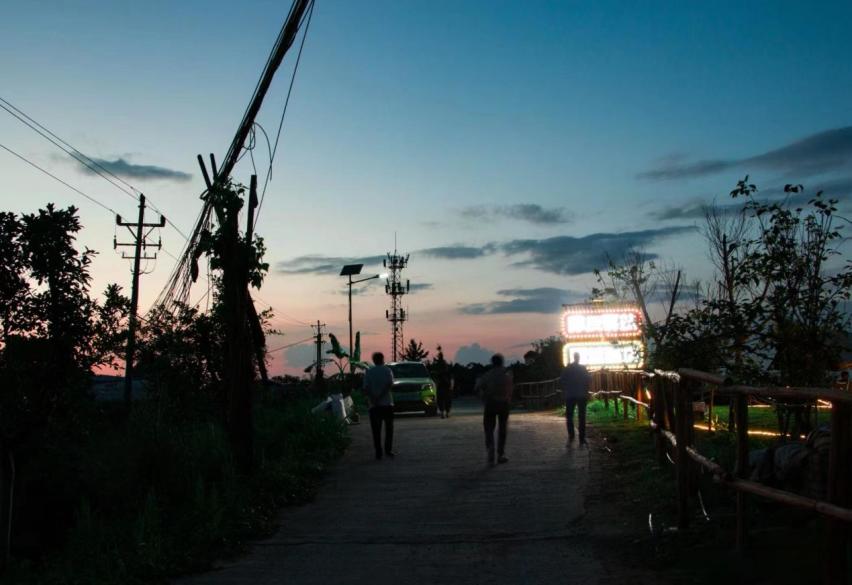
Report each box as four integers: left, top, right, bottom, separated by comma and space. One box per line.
340, 264, 386, 376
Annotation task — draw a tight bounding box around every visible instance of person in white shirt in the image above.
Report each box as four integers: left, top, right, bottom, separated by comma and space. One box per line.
362, 352, 396, 460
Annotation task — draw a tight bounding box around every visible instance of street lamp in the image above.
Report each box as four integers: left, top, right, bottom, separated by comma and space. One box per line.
340, 264, 386, 374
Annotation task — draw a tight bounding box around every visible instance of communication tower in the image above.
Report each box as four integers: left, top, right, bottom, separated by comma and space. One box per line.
384, 248, 409, 361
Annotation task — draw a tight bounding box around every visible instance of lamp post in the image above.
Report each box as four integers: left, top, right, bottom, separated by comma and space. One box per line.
340, 264, 385, 374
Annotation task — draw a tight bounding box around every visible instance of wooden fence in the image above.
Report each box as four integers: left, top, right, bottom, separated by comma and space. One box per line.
520, 367, 852, 584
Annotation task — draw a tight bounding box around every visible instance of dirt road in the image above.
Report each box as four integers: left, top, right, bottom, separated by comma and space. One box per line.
179, 398, 657, 584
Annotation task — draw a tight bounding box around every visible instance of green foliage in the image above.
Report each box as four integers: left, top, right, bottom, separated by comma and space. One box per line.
136, 302, 225, 419
515, 336, 563, 382
196, 181, 269, 290
598, 179, 850, 384
659, 179, 851, 384
0, 204, 129, 452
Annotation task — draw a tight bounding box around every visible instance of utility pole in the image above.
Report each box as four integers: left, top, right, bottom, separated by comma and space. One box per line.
312, 320, 326, 389
115, 193, 165, 409
384, 246, 409, 362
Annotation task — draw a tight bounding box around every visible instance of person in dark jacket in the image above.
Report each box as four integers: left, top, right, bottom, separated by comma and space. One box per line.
475, 354, 513, 465
433, 345, 453, 418
559, 352, 591, 445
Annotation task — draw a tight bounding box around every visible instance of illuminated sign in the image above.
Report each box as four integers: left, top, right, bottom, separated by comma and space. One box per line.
562, 304, 641, 341
563, 341, 643, 370
561, 302, 644, 369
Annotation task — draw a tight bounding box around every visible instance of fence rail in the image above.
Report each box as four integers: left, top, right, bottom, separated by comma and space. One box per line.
523, 366, 852, 584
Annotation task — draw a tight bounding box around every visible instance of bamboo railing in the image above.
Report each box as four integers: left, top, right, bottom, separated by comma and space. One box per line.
520, 366, 852, 583
586, 367, 852, 584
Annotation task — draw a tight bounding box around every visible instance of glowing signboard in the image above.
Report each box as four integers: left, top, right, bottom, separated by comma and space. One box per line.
562, 304, 641, 341
562, 341, 643, 370
561, 302, 644, 369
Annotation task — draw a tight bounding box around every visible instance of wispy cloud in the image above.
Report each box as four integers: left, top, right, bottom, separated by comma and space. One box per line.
82, 156, 192, 182
460, 203, 573, 225
460, 287, 587, 315
638, 127, 852, 181
499, 226, 696, 275
417, 245, 495, 259
276, 254, 386, 275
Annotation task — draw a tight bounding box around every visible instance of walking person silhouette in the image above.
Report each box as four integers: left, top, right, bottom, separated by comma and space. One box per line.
363, 352, 396, 460
560, 352, 591, 446
476, 354, 513, 466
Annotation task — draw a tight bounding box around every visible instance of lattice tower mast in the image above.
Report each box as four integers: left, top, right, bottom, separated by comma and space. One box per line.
384, 249, 409, 362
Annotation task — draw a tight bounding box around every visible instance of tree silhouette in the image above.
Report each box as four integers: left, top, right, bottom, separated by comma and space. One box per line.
401, 338, 429, 362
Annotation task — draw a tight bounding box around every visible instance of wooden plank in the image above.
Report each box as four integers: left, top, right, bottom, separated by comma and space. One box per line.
679, 368, 725, 385
722, 385, 852, 404
719, 478, 852, 523
735, 393, 749, 552
675, 378, 691, 529
826, 402, 851, 584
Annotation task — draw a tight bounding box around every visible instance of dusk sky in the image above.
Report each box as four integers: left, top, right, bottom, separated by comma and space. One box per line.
2, 1, 851, 375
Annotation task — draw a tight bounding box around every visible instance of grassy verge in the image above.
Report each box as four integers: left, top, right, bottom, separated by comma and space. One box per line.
2, 392, 349, 585
577, 399, 828, 584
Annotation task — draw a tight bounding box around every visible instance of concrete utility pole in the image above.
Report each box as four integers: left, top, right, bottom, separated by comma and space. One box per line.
312, 320, 326, 388
115, 193, 165, 409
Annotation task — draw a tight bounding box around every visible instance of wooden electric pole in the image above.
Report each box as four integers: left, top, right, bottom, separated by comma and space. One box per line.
115, 193, 165, 409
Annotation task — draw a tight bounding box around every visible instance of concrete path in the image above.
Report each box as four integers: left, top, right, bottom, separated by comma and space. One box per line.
179, 398, 647, 585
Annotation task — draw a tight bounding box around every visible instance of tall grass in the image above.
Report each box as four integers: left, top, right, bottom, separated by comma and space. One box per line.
2, 394, 348, 585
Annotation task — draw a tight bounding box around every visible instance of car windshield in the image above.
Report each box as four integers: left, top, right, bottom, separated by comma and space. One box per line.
390, 363, 430, 379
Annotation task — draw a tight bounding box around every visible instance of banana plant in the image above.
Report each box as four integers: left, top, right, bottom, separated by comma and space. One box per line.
326, 332, 370, 380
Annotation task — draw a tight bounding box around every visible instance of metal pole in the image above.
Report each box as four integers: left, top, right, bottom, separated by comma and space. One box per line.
348, 274, 353, 375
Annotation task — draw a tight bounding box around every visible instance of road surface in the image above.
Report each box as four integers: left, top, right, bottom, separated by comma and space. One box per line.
178, 398, 655, 585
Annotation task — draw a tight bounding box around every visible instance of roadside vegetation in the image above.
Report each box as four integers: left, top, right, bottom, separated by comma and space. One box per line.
0, 200, 349, 584
582, 399, 824, 584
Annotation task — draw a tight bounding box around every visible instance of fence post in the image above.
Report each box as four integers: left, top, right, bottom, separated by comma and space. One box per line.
735, 392, 749, 552
708, 388, 714, 432
603, 371, 609, 411
826, 401, 851, 584
675, 377, 692, 530
636, 376, 643, 423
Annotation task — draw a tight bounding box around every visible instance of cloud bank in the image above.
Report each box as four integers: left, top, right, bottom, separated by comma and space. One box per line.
460, 287, 586, 315
454, 342, 496, 365
499, 226, 697, 274
649, 179, 851, 221
278, 227, 695, 277
638, 127, 852, 181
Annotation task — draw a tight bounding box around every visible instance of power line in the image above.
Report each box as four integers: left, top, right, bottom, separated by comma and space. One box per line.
0, 95, 189, 242
255, 0, 315, 226
0, 140, 120, 216
267, 335, 315, 353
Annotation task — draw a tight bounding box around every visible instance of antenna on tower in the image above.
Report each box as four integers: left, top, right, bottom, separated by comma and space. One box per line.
385, 240, 409, 361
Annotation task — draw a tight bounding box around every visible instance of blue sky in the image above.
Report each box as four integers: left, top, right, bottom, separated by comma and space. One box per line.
2, 1, 851, 373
